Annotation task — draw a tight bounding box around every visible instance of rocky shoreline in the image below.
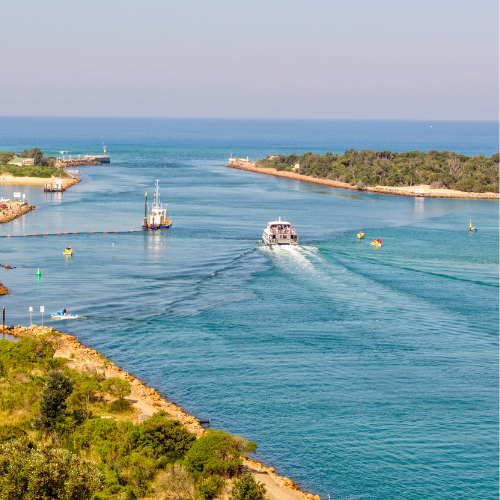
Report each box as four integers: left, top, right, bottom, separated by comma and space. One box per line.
4, 324, 319, 500
0, 202, 35, 225
226, 161, 499, 200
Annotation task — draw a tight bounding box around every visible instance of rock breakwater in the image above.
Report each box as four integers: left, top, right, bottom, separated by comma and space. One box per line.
5, 324, 320, 500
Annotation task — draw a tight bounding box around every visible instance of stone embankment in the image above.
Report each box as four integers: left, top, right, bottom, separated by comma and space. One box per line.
226, 160, 499, 200
4, 325, 319, 500
0, 202, 35, 224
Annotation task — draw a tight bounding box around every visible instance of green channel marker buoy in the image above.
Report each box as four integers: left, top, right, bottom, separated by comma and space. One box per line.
36, 268, 41, 277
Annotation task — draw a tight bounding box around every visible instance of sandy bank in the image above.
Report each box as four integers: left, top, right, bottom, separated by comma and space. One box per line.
4, 325, 317, 500
226, 161, 499, 200
0, 174, 80, 190
0, 201, 35, 224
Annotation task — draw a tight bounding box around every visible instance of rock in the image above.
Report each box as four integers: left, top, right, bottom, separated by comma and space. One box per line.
307, 494, 314, 500
314, 496, 320, 500
138, 413, 150, 421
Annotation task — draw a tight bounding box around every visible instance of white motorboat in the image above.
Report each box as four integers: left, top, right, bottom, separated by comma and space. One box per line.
262, 217, 299, 246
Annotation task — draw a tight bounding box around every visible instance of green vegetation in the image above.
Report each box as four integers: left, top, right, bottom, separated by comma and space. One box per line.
0, 336, 264, 500
257, 150, 499, 193
0, 148, 66, 178
231, 473, 267, 500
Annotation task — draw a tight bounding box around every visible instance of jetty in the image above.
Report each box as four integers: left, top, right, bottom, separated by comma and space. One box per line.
55, 145, 111, 168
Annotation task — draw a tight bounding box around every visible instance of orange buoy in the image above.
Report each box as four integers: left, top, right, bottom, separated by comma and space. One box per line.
89, 231, 94, 234
114, 230, 119, 233
130, 230, 133, 232
57, 233, 61, 235
103, 231, 108, 234
73, 232, 77, 234
6, 235, 10, 238
43, 233, 47, 236
33, 234, 37, 236
64, 232, 68, 235
138, 229, 142, 232
24, 234, 27, 237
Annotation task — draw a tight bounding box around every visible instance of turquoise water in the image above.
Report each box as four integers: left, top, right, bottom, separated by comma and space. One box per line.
0, 118, 498, 499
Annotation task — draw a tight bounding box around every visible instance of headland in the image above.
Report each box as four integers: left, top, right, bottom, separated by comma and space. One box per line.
2, 324, 318, 500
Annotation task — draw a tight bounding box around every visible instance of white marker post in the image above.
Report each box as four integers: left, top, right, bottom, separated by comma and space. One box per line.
40, 306, 44, 327
29, 306, 33, 326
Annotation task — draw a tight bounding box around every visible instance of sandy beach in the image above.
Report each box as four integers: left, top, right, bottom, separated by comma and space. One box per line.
0, 174, 80, 189
4, 325, 317, 500
226, 161, 499, 200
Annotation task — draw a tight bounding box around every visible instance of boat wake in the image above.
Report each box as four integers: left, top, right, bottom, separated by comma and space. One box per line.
259, 244, 320, 273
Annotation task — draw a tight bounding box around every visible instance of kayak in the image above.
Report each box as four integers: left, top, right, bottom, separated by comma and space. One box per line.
51, 311, 79, 319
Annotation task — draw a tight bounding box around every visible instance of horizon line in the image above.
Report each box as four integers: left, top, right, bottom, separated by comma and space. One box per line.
0, 115, 498, 123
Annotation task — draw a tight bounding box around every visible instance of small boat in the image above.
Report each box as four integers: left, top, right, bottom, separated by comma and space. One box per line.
357, 232, 365, 239
63, 247, 73, 255
371, 238, 382, 247
262, 217, 299, 246
51, 311, 79, 319
469, 220, 477, 232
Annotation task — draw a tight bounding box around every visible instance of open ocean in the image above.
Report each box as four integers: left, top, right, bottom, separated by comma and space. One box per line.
0, 118, 498, 499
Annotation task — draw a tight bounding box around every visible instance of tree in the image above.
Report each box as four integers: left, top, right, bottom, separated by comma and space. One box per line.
68, 373, 101, 412
101, 377, 131, 400
35, 370, 74, 431
231, 473, 268, 500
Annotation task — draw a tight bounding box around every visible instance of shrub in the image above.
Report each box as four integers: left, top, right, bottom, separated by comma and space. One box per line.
101, 377, 131, 399
184, 430, 257, 479
139, 411, 195, 458
0, 424, 27, 444
197, 475, 225, 500
231, 473, 268, 500
109, 398, 134, 413
0, 437, 103, 500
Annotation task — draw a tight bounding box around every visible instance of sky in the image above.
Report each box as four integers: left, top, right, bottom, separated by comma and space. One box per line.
0, 0, 498, 120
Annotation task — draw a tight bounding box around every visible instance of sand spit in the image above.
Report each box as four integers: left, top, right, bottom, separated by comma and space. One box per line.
0, 202, 35, 225
226, 161, 499, 200
4, 325, 318, 500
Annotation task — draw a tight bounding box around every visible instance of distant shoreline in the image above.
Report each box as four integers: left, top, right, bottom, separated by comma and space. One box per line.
226, 161, 499, 200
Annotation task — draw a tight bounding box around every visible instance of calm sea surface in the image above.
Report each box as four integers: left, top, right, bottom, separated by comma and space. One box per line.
0, 118, 498, 499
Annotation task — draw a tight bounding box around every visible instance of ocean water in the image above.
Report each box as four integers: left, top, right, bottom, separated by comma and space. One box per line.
0, 118, 498, 499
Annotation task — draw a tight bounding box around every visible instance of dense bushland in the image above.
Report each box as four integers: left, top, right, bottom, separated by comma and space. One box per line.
257, 150, 499, 193
0, 336, 262, 500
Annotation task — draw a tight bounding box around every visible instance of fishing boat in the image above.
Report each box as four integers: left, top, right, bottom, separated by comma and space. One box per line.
63, 247, 73, 255
142, 179, 172, 230
51, 311, 79, 319
262, 217, 299, 246
371, 238, 382, 247
357, 231, 365, 239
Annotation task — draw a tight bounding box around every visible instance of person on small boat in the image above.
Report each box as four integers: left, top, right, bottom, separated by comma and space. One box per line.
63, 308, 67, 315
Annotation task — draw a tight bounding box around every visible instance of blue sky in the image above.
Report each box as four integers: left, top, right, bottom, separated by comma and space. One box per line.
0, 0, 498, 119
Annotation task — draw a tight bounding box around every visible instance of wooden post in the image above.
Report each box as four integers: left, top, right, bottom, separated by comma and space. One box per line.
2, 307, 5, 332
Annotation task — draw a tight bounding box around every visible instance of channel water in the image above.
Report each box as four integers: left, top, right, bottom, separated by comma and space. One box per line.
0, 118, 498, 499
